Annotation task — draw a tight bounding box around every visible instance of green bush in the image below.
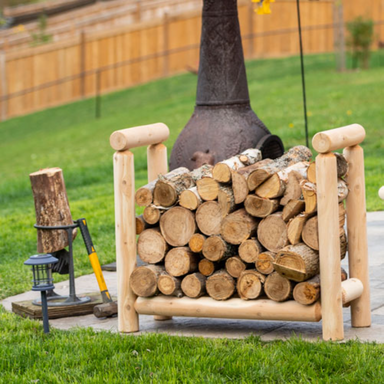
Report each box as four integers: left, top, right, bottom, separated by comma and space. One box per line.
347, 16, 374, 69
31, 14, 52, 46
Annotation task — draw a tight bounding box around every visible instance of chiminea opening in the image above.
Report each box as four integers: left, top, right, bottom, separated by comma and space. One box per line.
170, 0, 284, 171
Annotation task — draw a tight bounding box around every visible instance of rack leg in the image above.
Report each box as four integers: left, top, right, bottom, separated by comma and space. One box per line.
114, 150, 139, 332
343, 145, 371, 327
316, 153, 344, 341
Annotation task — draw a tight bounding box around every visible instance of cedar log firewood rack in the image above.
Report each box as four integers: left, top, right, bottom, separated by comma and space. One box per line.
109, 123, 371, 341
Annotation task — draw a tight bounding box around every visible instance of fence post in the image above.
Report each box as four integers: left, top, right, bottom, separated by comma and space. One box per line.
332, 0, 346, 72
80, 30, 86, 99
0, 50, 7, 122
248, 1, 254, 59
163, 12, 169, 77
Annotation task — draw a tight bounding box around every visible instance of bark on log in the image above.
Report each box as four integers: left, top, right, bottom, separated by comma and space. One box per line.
244, 195, 280, 218
135, 167, 189, 206
238, 238, 264, 263
164, 247, 200, 277
198, 259, 219, 277
237, 270, 266, 300
264, 272, 294, 302
212, 148, 262, 183
179, 187, 202, 210
274, 243, 319, 282
225, 256, 247, 278
257, 212, 288, 253
30, 168, 76, 253
190, 164, 214, 181
137, 228, 169, 264
202, 236, 237, 262
282, 200, 305, 222
218, 186, 236, 216
196, 201, 223, 236
160, 207, 196, 246
181, 273, 206, 298
158, 273, 183, 297
130, 265, 164, 297
206, 270, 236, 301
196, 177, 220, 201
255, 251, 277, 275
189, 233, 206, 253
220, 208, 259, 245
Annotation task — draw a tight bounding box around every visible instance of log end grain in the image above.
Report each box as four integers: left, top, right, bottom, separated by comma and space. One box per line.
236, 270, 265, 300
164, 247, 199, 277
137, 228, 168, 264
206, 270, 235, 301
225, 256, 246, 278
264, 272, 294, 302
196, 201, 222, 236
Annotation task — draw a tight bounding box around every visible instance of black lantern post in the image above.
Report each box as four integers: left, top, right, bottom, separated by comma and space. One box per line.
24, 254, 58, 333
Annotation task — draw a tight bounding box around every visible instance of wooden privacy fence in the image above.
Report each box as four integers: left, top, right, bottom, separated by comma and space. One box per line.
1, 0, 384, 120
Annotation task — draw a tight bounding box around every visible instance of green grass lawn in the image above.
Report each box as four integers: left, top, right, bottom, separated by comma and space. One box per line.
0, 53, 384, 381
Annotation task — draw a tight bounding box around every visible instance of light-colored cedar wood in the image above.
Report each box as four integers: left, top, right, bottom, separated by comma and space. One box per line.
225, 256, 247, 278
135, 296, 322, 322
189, 233, 206, 253
160, 207, 196, 247
137, 228, 168, 264
238, 238, 264, 263
307, 162, 316, 183
30, 168, 75, 253
293, 275, 321, 305
312, 124, 365, 153
280, 171, 305, 205
202, 235, 237, 262
212, 148, 262, 183
237, 270, 266, 300
341, 267, 348, 281
220, 208, 259, 245
257, 212, 288, 253
147, 143, 168, 183
287, 213, 313, 245
231, 170, 249, 204
206, 270, 236, 301
164, 247, 200, 277
130, 265, 164, 297
218, 186, 236, 216
274, 243, 319, 282
282, 200, 305, 222
154, 170, 195, 207
264, 272, 294, 302
179, 187, 202, 210
158, 273, 183, 297
196, 201, 223, 236
244, 195, 280, 218
307, 154, 348, 184
143, 205, 163, 225
181, 273, 206, 298
113, 151, 138, 332
110, 123, 169, 151
198, 259, 218, 277
247, 146, 312, 191
136, 215, 148, 235
316, 152, 344, 341
344, 145, 371, 327
135, 167, 189, 206
196, 177, 220, 201
255, 251, 277, 275
255, 173, 286, 199
341, 278, 364, 306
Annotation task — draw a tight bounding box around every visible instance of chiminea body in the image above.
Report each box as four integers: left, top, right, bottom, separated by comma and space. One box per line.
169, 0, 283, 171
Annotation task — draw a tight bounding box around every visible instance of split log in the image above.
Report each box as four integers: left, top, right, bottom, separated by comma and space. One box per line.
30, 168, 75, 253
257, 212, 288, 253
196, 177, 220, 201
218, 186, 236, 216
202, 236, 237, 262
164, 247, 200, 277
238, 238, 264, 263
130, 265, 164, 297
220, 208, 259, 245
135, 167, 189, 206
196, 201, 222, 236
306, 153, 348, 184
237, 270, 266, 300
189, 233, 206, 253
264, 272, 294, 302
244, 195, 280, 218
247, 146, 312, 191
255, 251, 277, 275
179, 187, 202, 210
198, 259, 219, 277
280, 171, 305, 205
274, 243, 319, 282
143, 205, 165, 225
160, 207, 196, 246
154, 169, 195, 207
181, 273, 206, 298
307, 162, 316, 184
158, 273, 183, 297
212, 148, 262, 183
225, 256, 247, 278
137, 228, 168, 264
282, 199, 305, 222
287, 213, 313, 245
206, 270, 236, 301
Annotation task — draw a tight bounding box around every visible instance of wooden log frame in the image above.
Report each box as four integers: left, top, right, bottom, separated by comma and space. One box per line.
111, 123, 370, 341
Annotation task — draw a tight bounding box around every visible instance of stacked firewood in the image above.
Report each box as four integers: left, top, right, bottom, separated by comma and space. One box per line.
130, 146, 349, 305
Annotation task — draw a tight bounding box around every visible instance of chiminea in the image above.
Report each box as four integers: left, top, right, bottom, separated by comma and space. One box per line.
170, 0, 284, 171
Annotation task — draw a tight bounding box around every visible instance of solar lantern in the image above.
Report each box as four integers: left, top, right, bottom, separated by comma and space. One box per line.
24, 254, 58, 333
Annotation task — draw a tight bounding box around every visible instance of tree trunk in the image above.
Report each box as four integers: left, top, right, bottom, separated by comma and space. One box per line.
137, 228, 169, 264
206, 270, 235, 301
282, 199, 305, 222
244, 195, 280, 218
237, 270, 266, 300
225, 256, 247, 278
238, 238, 264, 263
189, 233, 206, 253
264, 271, 294, 302
255, 251, 277, 275
30, 168, 75, 253
181, 273, 206, 298
130, 265, 164, 297
179, 187, 202, 210
158, 273, 183, 297
196, 201, 223, 236
164, 247, 200, 277
202, 235, 237, 262
257, 211, 288, 253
